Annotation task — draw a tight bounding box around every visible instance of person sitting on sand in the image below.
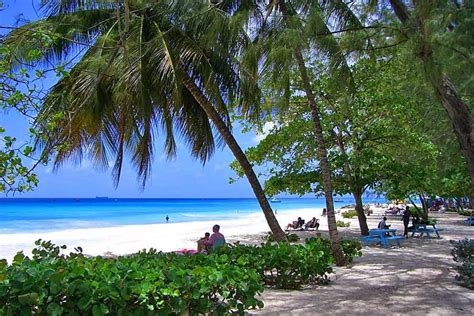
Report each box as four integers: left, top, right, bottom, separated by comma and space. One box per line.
197, 232, 210, 252
378, 216, 390, 229
286, 217, 304, 230
204, 224, 226, 252
304, 217, 319, 230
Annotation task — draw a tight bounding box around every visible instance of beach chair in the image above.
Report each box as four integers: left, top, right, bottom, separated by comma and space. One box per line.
286, 219, 305, 231
304, 219, 320, 230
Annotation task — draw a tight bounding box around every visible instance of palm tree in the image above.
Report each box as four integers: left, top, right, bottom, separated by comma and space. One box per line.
236, 0, 351, 265
7, 0, 286, 239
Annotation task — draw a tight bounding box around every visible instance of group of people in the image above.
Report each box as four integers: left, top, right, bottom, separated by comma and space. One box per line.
286, 216, 320, 230
378, 206, 414, 238
197, 224, 226, 253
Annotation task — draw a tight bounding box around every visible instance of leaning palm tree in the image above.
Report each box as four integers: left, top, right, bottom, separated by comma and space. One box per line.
265, 0, 347, 265
231, 0, 360, 264
7, 0, 286, 239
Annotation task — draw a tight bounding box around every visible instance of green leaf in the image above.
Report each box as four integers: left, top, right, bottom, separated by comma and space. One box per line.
18, 292, 39, 305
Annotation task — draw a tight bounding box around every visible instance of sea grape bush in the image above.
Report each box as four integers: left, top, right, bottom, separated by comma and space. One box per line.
0, 238, 363, 314
451, 239, 474, 289
220, 237, 362, 289
262, 232, 300, 242
336, 220, 350, 228
0, 240, 263, 315
341, 210, 357, 218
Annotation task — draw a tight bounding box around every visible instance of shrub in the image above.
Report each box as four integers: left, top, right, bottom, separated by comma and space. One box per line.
221, 237, 362, 289
262, 232, 300, 243
340, 239, 363, 263
341, 210, 357, 218
221, 240, 333, 289
451, 239, 474, 289
0, 240, 263, 315
336, 220, 350, 228
458, 210, 472, 216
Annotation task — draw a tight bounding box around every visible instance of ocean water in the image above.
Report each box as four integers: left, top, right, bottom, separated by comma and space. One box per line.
0, 197, 387, 233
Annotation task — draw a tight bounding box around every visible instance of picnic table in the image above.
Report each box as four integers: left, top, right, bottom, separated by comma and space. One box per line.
360, 229, 405, 248
410, 223, 442, 238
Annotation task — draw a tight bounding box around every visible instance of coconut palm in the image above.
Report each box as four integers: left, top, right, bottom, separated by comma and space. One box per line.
7, 0, 286, 239
228, 0, 363, 264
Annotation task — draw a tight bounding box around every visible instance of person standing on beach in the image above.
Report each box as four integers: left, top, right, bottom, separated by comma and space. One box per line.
402, 206, 411, 237
165, 215, 169, 223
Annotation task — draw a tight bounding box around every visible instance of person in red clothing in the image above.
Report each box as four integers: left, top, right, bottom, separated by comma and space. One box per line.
205, 224, 226, 251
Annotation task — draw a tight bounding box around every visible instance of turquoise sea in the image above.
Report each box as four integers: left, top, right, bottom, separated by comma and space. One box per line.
0, 197, 387, 233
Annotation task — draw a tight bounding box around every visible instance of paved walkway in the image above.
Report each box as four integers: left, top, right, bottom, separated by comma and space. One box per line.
249, 212, 474, 315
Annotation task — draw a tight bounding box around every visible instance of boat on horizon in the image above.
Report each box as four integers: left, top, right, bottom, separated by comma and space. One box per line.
270, 197, 281, 203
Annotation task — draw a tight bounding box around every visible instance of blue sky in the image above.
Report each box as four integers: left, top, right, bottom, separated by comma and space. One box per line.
0, 0, 277, 198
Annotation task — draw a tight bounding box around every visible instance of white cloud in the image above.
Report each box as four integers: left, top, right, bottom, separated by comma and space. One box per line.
253, 122, 275, 143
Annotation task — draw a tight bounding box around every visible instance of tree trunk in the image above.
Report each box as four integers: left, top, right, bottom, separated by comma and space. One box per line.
293, 49, 345, 266
353, 190, 369, 236
389, 0, 474, 209
418, 194, 429, 220
429, 75, 474, 206
276, 0, 345, 265
408, 196, 421, 213
182, 75, 286, 241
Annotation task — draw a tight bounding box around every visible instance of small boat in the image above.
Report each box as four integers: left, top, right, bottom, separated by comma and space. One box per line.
270, 197, 281, 203
335, 199, 343, 202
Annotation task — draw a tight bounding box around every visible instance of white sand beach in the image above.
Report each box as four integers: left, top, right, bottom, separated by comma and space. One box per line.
1, 204, 473, 315
0, 206, 329, 261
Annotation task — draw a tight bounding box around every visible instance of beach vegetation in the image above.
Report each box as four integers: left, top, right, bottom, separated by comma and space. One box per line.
221, 237, 361, 289
368, 1, 474, 204
263, 232, 299, 243
0, 240, 264, 315
458, 210, 473, 217
341, 210, 357, 219
0, 11, 65, 195
0, 238, 362, 313
336, 221, 350, 228
450, 239, 474, 289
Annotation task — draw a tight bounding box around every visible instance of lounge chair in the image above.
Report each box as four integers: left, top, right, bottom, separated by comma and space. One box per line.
286, 218, 305, 230
304, 217, 319, 230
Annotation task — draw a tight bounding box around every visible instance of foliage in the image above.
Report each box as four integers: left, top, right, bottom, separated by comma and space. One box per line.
341, 210, 357, 219
262, 232, 299, 243
450, 239, 474, 289
458, 210, 472, 217
336, 220, 350, 228
340, 239, 363, 264
221, 237, 361, 289
0, 237, 363, 314
0, 10, 67, 194
0, 240, 264, 315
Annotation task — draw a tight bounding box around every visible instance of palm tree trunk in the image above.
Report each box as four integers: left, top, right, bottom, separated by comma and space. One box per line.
182, 75, 286, 241
353, 189, 369, 236
293, 49, 346, 266
389, 0, 474, 208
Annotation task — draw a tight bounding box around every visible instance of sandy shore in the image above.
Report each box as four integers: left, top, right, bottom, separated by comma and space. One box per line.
250, 210, 474, 315
0, 206, 329, 261
2, 205, 472, 314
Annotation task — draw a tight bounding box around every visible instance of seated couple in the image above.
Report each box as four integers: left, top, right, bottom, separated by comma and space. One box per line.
286, 217, 319, 230
197, 224, 226, 253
